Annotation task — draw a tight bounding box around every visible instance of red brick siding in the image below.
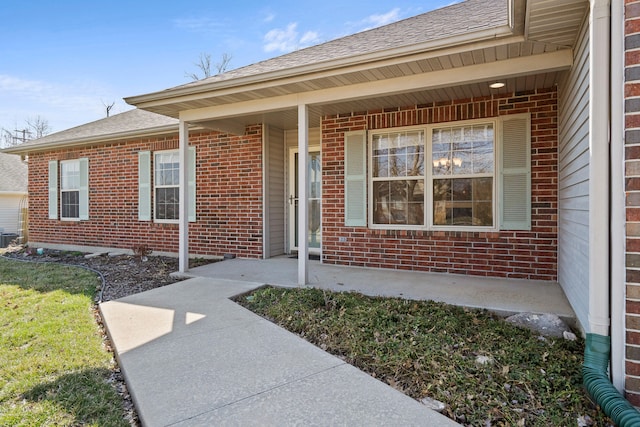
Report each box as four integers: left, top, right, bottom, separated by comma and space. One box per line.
321, 89, 558, 280
626, 0, 640, 407
28, 127, 263, 258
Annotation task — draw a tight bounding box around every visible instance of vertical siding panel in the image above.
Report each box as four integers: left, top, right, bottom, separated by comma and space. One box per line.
268, 126, 286, 257
558, 15, 590, 332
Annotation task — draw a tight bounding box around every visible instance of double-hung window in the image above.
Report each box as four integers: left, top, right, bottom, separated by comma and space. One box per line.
138, 147, 196, 223
431, 123, 494, 227
48, 158, 88, 221
154, 151, 180, 221
60, 160, 81, 220
371, 129, 425, 226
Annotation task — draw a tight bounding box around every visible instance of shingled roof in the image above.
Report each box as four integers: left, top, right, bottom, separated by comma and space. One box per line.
3, 109, 178, 153
0, 153, 27, 193
138, 0, 509, 94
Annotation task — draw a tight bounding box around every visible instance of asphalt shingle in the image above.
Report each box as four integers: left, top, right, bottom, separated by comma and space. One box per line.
0, 153, 27, 193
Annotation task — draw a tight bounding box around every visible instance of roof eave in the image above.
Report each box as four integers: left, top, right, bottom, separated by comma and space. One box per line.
125, 23, 517, 107
1, 124, 179, 155
0, 191, 27, 196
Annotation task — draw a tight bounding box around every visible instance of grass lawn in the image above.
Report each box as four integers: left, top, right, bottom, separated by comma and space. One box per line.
237, 286, 611, 426
0, 257, 129, 426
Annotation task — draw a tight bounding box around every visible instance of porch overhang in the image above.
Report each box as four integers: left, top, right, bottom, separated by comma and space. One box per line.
174, 49, 572, 133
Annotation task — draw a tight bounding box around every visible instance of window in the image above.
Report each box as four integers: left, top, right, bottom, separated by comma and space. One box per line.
369, 120, 500, 230
371, 130, 425, 225
431, 123, 494, 227
138, 148, 196, 223
61, 160, 80, 219
48, 158, 88, 221
154, 151, 180, 221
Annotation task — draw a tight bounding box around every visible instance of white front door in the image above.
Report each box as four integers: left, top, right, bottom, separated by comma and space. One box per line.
289, 146, 321, 254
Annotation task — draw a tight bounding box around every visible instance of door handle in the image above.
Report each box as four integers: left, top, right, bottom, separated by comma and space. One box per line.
289, 195, 296, 205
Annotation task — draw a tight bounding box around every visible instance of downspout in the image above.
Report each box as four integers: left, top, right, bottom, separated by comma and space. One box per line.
583, 0, 640, 423
610, 0, 626, 393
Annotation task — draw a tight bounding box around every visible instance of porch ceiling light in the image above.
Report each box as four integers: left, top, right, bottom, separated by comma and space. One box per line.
489, 82, 505, 89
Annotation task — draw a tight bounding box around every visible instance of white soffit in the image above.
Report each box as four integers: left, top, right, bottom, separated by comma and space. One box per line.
526, 0, 589, 48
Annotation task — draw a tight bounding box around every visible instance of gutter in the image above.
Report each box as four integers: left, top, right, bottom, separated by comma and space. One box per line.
1, 124, 180, 155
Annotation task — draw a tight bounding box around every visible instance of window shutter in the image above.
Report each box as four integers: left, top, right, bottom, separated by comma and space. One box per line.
138, 151, 151, 221
78, 158, 89, 220
344, 131, 367, 227
188, 146, 196, 222
500, 115, 531, 230
48, 160, 58, 220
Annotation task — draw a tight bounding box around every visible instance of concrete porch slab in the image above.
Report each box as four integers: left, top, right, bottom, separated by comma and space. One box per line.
182, 257, 575, 321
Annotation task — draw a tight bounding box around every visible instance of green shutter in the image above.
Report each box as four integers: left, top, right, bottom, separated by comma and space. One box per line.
138, 151, 151, 221
78, 158, 89, 220
500, 114, 531, 230
188, 146, 196, 222
48, 160, 58, 220
344, 131, 367, 227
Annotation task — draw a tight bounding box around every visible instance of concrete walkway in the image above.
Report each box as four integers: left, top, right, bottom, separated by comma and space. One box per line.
100, 276, 460, 426
185, 257, 575, 321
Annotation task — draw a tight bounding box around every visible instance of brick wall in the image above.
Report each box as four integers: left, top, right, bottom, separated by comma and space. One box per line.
625, 0, 640, 407
28, 126, 264, 258
321, 89, 558, 281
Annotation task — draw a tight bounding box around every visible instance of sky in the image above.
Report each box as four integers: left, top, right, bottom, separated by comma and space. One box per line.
0, 0, 455, 138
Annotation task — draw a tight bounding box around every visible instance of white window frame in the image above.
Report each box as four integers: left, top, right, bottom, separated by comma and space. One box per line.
154, 150, 180, 223
60, 159, 81, 221
368, 118, 499, 232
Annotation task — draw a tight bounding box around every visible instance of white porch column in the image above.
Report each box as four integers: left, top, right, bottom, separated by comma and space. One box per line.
179, 119, 189, 273
297, 104, 309, 285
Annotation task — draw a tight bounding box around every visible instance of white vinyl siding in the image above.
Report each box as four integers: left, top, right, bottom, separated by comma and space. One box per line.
265, 126, 286, 257
0, 194, 25, 234
345, 131, 367, 227
558, 14, 590, 332
48, 160, 58, 220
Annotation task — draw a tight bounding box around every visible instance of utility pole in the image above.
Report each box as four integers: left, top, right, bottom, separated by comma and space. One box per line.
13, 129, 31, 143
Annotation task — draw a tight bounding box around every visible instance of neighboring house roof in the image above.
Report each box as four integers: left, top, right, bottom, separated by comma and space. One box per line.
0, 153, 27, 194
3, 109, 178, 154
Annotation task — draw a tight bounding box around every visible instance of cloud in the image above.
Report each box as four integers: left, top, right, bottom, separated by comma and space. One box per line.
366, 8, 402, 27
173, 17, 228, 35
263, 12, 276, 23
263, 23, 320, 53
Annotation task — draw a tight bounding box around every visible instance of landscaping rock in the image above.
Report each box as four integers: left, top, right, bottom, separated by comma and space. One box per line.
420, 396, 446, 413
506, 312, 571, 338
475, 355, 494, 365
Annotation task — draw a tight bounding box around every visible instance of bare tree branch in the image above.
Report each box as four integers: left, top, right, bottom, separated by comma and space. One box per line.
215, 53, 232, 74
185, 52, 232, 81
25, 116, 51, 139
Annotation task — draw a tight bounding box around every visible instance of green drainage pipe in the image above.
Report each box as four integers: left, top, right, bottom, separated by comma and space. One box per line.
583, 334, 640, 426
